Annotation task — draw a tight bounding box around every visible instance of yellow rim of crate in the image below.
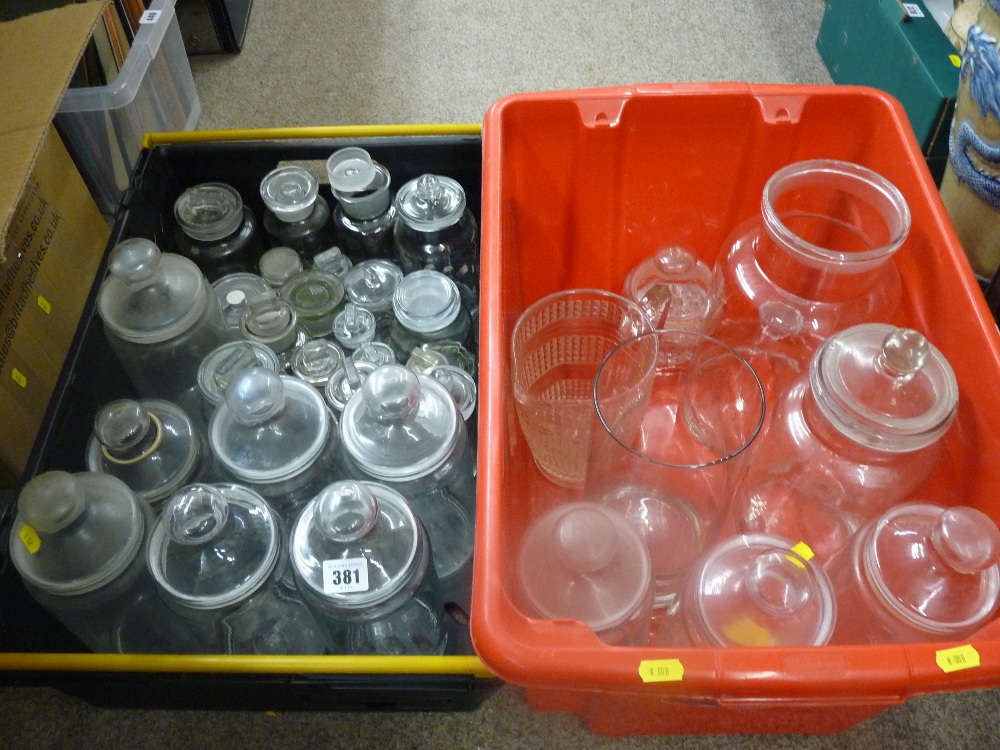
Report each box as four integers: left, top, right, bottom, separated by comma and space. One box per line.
142, 123, 482, 148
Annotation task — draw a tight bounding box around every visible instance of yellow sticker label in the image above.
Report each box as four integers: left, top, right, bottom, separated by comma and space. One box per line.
936, 645, 980, 673
950, 54, 962, 68
639, 658, 684, 683
11, 369, 27, 388
19, 525, 41, 554
785, 541, 815, 569
37, 295, 51, 314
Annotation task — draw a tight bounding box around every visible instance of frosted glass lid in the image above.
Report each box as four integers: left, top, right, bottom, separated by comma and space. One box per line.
344, 260, 404, 313
278, 269, 345, 322
866, 503, 1000, 635
290, 480, 420, 609
328, 146, 393, 221
209, 367, 331, 482
260, 166, 319, 223
689, 534, 835, 647
198, 340, 282, 407
340, 365, 460, 481
10, 472, 145, 596
811, 324, 959, 452
517, 503, 651, 633
86, 399, 201, 505
395, 174, 466, 232
393, 270, 461, 333
259, 246, 303, 287
174, 183, 245, 241
97, 239, 209, 345
148, 484, 279, 609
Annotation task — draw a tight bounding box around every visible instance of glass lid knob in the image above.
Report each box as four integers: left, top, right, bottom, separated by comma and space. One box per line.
225, 367, 286, 426
314, 481, 379, 543
95, 400, 151, 452
164, 484, 229, 546
552, 505, 619, 574
361, 365, 421, 422
108, 238, 161, 284
878, 328, 929, 380
931, 507, 1000, 574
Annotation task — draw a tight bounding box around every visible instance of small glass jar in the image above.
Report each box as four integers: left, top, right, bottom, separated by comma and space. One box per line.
337, 365, 476, 606
622, 246, 720, 332
86, 398, 214, 508
323, 359, 377, 414
212, 273, 272, 332
238, 291, 308, 370
327, 148, 397, 262
148, 483, 331, 655
174, 182, 265, 281
209, 367, 341, 522
278, 269, 346, 338
394, 174, 479, 297
289, 338, 346, 389
8, 472, 214, 654
197, 340, 282, 422
351, 341, 396, 368
97, 239, 234, 402
343, 259, 405, 337
290, 480, 447, 655
260, 166, 336, 261
827, 504, 1000, 645
332, 303, 377, 352
389, 270, 472, 361
727, 324, 960, 564
259, 246, 303, 288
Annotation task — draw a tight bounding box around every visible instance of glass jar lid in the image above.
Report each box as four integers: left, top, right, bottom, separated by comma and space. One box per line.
290, 339, 346, 386
290, 480, 421, 609
86, 399, 202, 505
344, 259, 404, 314
865, 503, 1000, 636
278, 270, 345, 334
198, 340, 282, 407
340, 364, 460, 482
517, 503, 651, 633
148, 483, 279, 610
209, 367, 331, 483
811, 324, 959, 453
259, 246, 303, 287
97, 239, 209, 345
352, 341, 397, 368
10, 472, 145, 596
260, 166, 319, 224
332, 303, 377, 350
689, 534, 836, 647
313, 247, 354, 279
326, 147, 377, 193
213, 272, 272, 330
239, 292, 299, 353
174, 183, 245, 242
393, 270, 462, 333
395, 174, 466, 232
426, 365, 477, 421
324, 359, 377, 413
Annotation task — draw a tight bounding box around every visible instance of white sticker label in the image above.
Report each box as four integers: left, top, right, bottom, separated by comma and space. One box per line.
139, 10, 162, 24
902, 3, 925, 18
322, 558, 369, 594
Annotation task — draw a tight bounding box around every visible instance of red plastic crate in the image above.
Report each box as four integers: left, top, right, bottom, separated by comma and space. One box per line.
472, 83, 1000, 735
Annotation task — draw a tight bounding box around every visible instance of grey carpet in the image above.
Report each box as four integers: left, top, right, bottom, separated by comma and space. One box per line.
5, 1, 999, 747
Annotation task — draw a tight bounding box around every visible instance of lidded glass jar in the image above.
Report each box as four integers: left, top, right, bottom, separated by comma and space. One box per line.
352, 341, 397, 369
332, 303, 377, 351
290, 480, 446, 655
147, 483, 331, 655
174, 182, 265, 280
713, 159, 910, 354
326, 147, 397, 262
86, 399, 213, 507
659, 534, 836, 648
827, 504, 1000, 644
517, 503, 653, 646
259, 246, 303, 288
278, 269, 346, 338
238, 291, 307, 369
623, 246, 720, 332
389, 270, 472, 361
209, 367, 340, 521
9, 471, 212, 654
337, 365, 476, 605
728, 324, 959, 564
97, 239, 233, 401
313, 246, 354, 279
323, 359, 377, 414
343, 259, 405, 333
289, 338, 346, 388
197, 340, 282, 421
259, 166, 336, 259
394, 174, 479, 296
213, 272, 272, 331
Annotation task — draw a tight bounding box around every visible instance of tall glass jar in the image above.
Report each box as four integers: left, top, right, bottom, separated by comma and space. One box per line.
290, 480, 447, 655
713, 160, 910, 357
326, 147, 397, 262
174, 182, 265, 281
96, 239, 234, 403
259, 166, 336, 261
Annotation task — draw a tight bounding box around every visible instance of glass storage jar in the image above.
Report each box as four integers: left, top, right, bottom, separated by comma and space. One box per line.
174, 182, 265, 280
327, 147, 397, 262
259, 166, 336, 261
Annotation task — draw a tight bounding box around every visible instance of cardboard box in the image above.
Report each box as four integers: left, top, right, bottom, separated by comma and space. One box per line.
817, 0, 960, 182
0, 2, 112, 487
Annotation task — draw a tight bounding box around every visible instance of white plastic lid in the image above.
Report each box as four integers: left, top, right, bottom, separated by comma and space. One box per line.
97, 239, 210, 345
395, 174, 466, 232
209, 368, 331, 483
148, 484, 279, 610
810, 324, 959, 453
174, 183, 245, 242
260, 166, 319, 223
326, 148, 377, 193
340, 364, 460, 481
393, 270, 462, 333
